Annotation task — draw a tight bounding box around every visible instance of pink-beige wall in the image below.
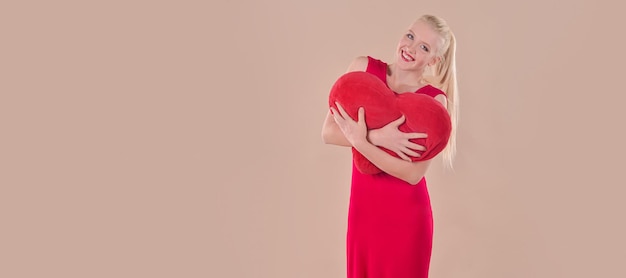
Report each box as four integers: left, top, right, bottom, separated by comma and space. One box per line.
2, 0, 625, 277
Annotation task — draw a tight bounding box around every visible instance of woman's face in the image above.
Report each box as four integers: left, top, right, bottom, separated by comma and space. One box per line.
395, 20, 442, 71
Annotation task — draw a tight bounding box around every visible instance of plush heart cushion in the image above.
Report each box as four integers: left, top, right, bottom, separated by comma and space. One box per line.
329, 71, 452, 175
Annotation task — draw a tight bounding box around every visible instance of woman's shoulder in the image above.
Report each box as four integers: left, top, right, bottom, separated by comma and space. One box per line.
422, 84, 446, 96
346, 56, 388, 72
345, 56, 369, 72
419, 85, 447, 107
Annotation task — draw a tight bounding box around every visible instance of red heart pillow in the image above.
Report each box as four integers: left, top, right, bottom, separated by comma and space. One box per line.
328, 71, 452, 175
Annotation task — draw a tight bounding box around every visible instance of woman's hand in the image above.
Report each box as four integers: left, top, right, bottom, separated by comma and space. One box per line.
330, 101, 432, 185
330, 102, 368, 147
368, 115, 428, 162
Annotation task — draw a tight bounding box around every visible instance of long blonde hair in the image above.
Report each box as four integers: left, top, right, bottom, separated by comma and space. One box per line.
420, 15, 459, 169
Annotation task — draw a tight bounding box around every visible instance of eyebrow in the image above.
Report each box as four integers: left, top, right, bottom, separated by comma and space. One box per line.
408, 30, 432, 48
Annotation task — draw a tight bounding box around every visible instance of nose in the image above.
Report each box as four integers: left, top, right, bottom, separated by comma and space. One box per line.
406, 41, 417, 53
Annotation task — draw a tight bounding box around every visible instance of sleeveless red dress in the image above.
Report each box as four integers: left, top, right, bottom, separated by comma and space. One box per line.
346, 56, 446, 278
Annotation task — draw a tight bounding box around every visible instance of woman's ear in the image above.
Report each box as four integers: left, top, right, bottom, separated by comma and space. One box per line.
428, 56, 441, 67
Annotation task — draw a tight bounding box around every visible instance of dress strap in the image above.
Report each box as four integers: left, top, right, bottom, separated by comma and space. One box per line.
365, 56, 388, 83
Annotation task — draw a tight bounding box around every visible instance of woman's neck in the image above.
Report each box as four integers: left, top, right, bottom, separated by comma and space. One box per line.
387, 63, 426, 91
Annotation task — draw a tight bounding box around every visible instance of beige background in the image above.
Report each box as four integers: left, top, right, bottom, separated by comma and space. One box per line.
2, 0, 625, 277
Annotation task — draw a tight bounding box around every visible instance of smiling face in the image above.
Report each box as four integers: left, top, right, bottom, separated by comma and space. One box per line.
395, 19, 444, 72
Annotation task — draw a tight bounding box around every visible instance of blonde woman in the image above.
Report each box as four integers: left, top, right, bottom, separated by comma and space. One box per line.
322, 15, 459, 278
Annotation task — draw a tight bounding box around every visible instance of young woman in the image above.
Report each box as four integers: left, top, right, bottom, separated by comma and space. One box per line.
321, 15, 459, 278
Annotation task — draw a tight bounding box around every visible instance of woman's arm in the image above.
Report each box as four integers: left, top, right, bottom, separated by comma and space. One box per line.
331, 103, 433, 185
352, 137, 433, 185
321, 110, 352, 147
321, 56, 369, 146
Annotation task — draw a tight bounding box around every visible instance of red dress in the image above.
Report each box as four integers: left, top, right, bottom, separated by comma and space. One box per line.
346, 56, 446, 278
